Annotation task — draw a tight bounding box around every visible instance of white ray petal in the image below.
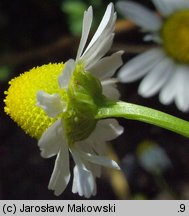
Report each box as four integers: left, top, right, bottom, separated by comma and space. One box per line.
90, 51, 124, 79
159, 67, 179, 105
82, 3, 115, 57
58, 59, 75, 89
116, 1, 162, 31
71, 149, 96, 198
81, 3, 117, 69
175, 66, 189, 112
81, 134, 107, 155
102, 82, 120, 100
74, 141, 102, 178
144, 33, 162, 44
79, 150, 120, 170
36, 90, 65, 117
48, 138, 70, 196
152, 0, 189, 17
72, 165, 95, 198
92, 180, 97, 196
71, 166, 79, 194
38, 119, 63, 158
138, 57, 174, 97
87, 163, 101, 179
86, 139, 107, 156
152, 0, 173, 17
183, 71, 189, 111
76, 6, 93, 60
90, 119, 124, 142
118, 48, 165, 82
84, 33, 115, 69
182, 74, 189, 111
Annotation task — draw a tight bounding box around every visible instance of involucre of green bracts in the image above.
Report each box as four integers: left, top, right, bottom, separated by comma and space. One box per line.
63, 64, 105, 144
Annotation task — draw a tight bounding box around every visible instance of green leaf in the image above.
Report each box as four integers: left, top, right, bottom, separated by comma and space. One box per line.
0, 66, 11, 82
61, 1, 87, 35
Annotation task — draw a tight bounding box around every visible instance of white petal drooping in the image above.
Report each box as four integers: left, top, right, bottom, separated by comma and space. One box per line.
38, 119, 63, 158
37, 90, 66, 117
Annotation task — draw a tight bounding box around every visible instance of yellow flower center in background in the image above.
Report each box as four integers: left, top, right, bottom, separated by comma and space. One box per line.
161, 9, 189, 64
4, 63, 65, 139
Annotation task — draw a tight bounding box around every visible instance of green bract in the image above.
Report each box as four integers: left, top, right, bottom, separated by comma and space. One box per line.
64, 64, 104, 144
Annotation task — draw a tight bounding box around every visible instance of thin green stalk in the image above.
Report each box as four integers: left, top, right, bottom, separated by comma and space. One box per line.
96, 101, 189, 138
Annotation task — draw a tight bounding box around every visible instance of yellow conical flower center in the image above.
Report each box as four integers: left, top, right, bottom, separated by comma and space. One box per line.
4, 63, 65, 139
161, 9, 189, 64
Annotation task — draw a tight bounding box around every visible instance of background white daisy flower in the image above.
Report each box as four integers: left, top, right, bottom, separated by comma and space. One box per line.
37, 3, 124, 198
116, 0, 189, 112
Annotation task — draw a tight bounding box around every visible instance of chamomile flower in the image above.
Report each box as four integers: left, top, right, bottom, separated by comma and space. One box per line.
4, 3, 124, 198
116, 0, 189, 112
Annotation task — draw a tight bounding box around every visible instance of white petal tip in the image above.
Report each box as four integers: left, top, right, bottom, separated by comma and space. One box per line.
54, 191, 62, 196
48, 185, 62, 196
176, 104, 189, 113
138, 88, 154, 98
117, 72, 129, 83
112, 161, 121, 170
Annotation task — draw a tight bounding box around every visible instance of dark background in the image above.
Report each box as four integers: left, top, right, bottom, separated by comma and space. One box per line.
1, 0, 189, 199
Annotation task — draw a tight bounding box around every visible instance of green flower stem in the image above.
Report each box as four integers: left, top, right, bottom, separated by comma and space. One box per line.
96, 101, 189, 138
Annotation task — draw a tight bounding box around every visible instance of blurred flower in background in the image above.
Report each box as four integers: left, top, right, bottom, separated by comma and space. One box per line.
136, 140, 172, 175
121, 140, 175, 199
116, 0, 189, 112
